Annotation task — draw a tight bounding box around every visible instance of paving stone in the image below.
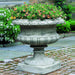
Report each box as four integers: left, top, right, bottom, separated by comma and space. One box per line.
69, 74, 75, 75
9, 67, 15, 70
0, 47, 74, 75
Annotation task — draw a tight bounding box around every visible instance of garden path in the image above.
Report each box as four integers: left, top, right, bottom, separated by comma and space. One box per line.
0, 36, 75, 60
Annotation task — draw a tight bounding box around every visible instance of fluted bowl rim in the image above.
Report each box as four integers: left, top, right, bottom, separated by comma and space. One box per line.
12, 17, 65, 26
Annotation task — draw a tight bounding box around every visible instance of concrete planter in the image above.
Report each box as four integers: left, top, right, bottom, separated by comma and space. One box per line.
12, 17, 65, 74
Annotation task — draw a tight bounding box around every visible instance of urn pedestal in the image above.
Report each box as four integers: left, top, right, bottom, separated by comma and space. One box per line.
12, 17, 65, 74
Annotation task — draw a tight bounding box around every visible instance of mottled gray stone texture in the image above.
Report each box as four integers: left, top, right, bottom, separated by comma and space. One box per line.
12, 17, 65, 74
12, 17, 65, 45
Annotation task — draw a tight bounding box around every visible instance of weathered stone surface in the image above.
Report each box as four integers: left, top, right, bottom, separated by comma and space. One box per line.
12, 17, 64, 46
12, 17, 65, 74
0, 47, 74, 75
0, 0, 28, 2
16, 60, 61, 74
0, 0, 30, 8
12, 17, 65, 25
29, 0, 55, 4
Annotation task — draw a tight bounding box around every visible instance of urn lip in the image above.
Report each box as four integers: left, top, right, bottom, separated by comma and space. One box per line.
12, 17, 65, 26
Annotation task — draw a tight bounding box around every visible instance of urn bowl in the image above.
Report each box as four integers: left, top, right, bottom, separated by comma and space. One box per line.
12, 17, 65, 74
12, 17, 65, 46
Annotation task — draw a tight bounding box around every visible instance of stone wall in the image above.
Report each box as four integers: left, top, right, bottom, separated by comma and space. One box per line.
0, 0, 21, 1
29, 0, 55, 4
0, 0, 29, 1
0, 0, 72, 8
0, 0, 30, 8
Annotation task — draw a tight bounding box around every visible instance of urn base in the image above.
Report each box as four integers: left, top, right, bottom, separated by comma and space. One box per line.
16, 60, 61, 74
16, 46, 61, 74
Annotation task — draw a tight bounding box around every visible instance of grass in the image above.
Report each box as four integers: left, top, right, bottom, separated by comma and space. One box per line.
71, 31, 75, 32
72, 7, 75, 13
69, 2, 75, 13
72, 11, 75, 13
72, 8, 75, 13
72, 19, 75, 20
71, 20, 75, 25
72, 7, 75, 10
0, 59, 4, 61
69, 2, 75, 6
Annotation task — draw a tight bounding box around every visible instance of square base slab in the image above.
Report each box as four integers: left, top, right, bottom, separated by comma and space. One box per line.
16, 61, 61, 74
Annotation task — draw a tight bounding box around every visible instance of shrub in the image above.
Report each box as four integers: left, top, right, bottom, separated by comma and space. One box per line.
0, 8, 20, 44
70, 20, 75, 31
62, 4, 72, 20
10, 2, 66, 20
54, 0, 72, 21
56, 21, 71, 33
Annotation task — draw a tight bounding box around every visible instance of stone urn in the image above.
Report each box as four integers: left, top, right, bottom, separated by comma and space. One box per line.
12, 17, 65, 74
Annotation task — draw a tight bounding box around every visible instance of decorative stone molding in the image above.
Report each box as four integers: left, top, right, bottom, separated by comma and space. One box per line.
12, 17, 65, 74
29, 0, 55, 4
12, 17, 64, 26
12, 17, 64, 45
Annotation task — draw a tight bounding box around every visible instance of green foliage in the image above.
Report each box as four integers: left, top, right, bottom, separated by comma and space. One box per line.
0, 8, 20, 44
72, 7, 75, 13
72, 7, 75, 11
10, 2, 66, 20
70, 20, 75, 31
62, 4, 72, 20
54, 0, 66, 7
56, 21, 71, 33
71, 20, 75, 25
62, 4, 72, 14
54, 0, 72, 21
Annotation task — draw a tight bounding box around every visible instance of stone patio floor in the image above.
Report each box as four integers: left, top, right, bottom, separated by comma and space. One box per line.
0, 36, 75, 75
0, 36, 75, 60
0, 47, 75, 75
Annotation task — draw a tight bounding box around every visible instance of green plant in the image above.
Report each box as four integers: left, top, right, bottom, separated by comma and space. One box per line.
0, 8, 20, 44
54, 0, 72, 21
72, 7, 75, 11
71, 20, 75, 25
70, 20, 75, 31
56, 21, 71, 33
54, 0, 66, 7
62, 4, 72, 20
10, 2, 66, 20
72, 6, 75, 13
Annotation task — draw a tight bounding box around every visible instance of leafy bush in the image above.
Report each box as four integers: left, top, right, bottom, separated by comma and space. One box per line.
10, 2, 66, 20
62, 4, 72, 20
0, 8, 20, 44
54, 0, 72, 21
54, 0, 66, 7
70, 20, 75, 31
56, 21, 71, 33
